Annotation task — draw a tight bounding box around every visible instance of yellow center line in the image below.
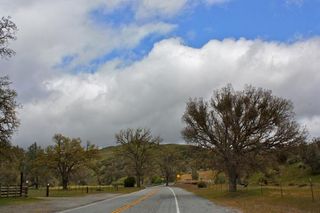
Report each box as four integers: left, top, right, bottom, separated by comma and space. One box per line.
111, 189, 160, 213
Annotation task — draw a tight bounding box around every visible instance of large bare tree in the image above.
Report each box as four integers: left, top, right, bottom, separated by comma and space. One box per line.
182, 85, 305, 192
115, 128, 161, 187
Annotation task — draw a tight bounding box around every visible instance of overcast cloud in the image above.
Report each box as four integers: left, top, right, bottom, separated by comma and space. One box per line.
1, 0, 320, 147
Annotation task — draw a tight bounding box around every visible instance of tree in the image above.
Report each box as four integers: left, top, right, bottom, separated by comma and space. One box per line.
115, 128, 161, 187
26, 142, 48, 189
158, 146, 180, 186
182, 85, 305, 192
46, 134, 98, 189
0, 16, 17, 58
0, 76, 20, 148
300, 138, 320, 174
0, 17, 19, 146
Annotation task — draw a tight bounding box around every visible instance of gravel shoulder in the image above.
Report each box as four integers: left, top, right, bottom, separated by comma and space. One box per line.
0, 193, 120, 213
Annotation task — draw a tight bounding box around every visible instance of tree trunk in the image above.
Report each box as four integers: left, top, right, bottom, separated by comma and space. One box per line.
165, 175, 169, 186
35, 176, 39, 189
136, 175, 141, 188
228, 170, 237, 192
62, 177, 69, 190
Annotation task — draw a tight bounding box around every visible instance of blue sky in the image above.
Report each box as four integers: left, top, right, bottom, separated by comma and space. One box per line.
79, 0, 320, 72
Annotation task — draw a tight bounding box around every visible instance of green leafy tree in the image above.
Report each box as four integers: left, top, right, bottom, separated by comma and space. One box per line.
115, 128, 161, 187
46, 134, 98, 189
182, 85, 305, 192
25, 142, 49, 188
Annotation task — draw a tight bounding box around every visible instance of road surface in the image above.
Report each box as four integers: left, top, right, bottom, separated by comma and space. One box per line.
58, 186, 236, 213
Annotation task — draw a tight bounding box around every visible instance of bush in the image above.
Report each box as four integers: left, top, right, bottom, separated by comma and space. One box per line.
151, 176, 163, 185
214, 173, 226, 184
197, 181, 207, 188
124, 177, 136, 187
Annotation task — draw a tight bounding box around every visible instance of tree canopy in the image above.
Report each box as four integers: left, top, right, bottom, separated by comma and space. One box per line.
182, 84, 306, 192
0, 76, 19, 147
0, 16, 17, 58
46, 134, 98, 189
115, 128, 161, 187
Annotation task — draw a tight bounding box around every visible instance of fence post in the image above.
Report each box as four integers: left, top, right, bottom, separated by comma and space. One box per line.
25, 185, 28, 197
309, 178, 315, 202
20, 172, 23, 197
7, 185, 9, 198
86, 186, 89, 194
46, 184, 50, 197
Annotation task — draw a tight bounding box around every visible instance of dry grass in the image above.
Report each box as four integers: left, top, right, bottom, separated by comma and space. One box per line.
176, 183, 320, 213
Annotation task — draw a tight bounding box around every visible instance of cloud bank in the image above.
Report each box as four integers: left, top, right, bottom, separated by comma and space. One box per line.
14, 38, 320, 147
1, 0, 319, 147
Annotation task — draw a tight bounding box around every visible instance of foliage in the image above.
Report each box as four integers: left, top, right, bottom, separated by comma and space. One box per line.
115, 128, 161, 187
157, 146, 181, 186
25, 142, 50, 188
214, 173, 226, 184
0, 76, 20, 147
300, 138, 320, 174
151, 176, 163, 185
182, 84, 306, 192
124, 176, 136, 187
0, 145, 24, 184
0, 16, 17, 58
46, 134, 98, 189
192, 169, 199, 180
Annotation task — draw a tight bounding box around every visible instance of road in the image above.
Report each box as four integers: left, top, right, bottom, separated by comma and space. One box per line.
58, 186, 236, 213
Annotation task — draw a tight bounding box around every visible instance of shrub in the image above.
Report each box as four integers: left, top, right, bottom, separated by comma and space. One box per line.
214, 173, 226, 184
151, 176, 163, 185
197, 181, 207, 188
124, 177, 136, 187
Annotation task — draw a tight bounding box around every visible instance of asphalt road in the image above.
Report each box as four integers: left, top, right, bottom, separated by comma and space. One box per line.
58, 186, 236, 213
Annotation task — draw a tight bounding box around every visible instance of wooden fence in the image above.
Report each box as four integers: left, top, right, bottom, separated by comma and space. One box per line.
0, 185, 28, 198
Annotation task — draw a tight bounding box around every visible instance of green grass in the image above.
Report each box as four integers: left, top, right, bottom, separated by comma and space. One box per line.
177, 183, 320, 213
0, 186, 141, 207
28, 185, 141, 197
0, 197, 41, 206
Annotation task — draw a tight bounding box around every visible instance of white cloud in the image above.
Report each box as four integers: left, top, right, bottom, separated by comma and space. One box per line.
12, 37, 320, 147
135, 0, 187, 19
0, 0, 175, 102
1, 0, 318, 147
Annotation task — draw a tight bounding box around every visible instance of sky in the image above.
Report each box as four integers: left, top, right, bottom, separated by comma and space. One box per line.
1, 0, 320, 148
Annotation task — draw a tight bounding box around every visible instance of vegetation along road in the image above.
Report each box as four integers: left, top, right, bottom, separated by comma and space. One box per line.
58, 186, 236, 213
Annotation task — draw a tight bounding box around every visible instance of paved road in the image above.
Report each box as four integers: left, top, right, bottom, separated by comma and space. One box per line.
58, 186, 236, 213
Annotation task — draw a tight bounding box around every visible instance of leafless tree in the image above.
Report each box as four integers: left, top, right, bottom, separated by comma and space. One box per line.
182, 84, 306, 192
115, 128, 161, 187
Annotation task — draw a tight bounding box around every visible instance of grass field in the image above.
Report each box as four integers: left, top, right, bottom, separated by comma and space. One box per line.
28, 185, 141, 197
0, 197, 41, 206
0, 185, 141, 206
177, 183, 320, 213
